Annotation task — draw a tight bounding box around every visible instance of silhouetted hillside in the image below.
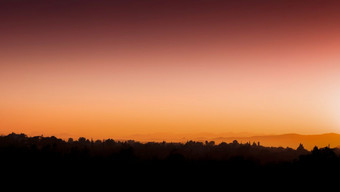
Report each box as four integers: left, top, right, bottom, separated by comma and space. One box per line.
0, 133, 310, 163
1, 133, 339, 187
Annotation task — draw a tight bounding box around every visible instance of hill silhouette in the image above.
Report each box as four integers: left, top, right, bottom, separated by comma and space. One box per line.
1, 132, 340, 187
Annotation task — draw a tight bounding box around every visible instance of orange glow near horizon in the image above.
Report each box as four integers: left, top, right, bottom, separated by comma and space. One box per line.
1, 0, 340, 143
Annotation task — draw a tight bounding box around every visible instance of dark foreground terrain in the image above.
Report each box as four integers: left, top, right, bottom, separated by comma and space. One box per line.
1, 133, 339, 187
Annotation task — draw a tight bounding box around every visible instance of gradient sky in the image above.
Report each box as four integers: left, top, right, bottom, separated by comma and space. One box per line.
1, 0, 340, 140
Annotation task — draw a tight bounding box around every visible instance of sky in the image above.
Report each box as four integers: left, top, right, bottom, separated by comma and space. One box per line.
1, 0, 340, 140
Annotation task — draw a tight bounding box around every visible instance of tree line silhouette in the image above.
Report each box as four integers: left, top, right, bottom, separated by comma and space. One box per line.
1, 133, 312, 162
1, 132, 339, 185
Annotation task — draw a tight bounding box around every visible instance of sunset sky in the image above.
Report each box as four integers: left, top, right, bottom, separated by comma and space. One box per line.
1, 0, 340, 140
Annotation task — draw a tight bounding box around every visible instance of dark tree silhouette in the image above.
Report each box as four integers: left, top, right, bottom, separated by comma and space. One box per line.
1, 132, 339, 186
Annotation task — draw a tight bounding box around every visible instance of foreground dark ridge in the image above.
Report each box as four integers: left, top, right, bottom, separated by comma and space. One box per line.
1, 132, 340, 185
0, 132, 315, 163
